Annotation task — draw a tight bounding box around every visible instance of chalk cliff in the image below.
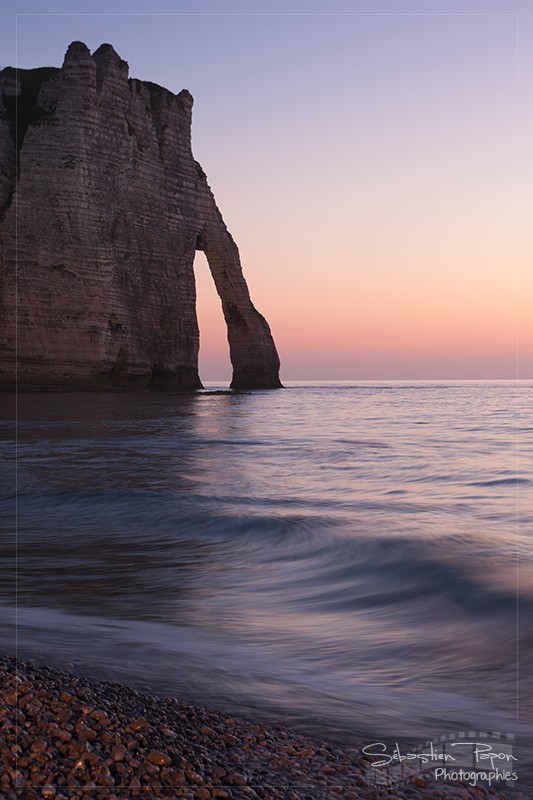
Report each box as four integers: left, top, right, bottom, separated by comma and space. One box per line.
0, 42, 281, 390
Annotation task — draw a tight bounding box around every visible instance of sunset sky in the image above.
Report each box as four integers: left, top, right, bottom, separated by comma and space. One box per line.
2, 0, 531, 381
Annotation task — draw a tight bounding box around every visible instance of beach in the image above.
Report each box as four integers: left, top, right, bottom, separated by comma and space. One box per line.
2, 655, 525, 800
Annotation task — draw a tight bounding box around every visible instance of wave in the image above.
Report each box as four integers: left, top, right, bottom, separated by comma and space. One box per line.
467, 477, 531, 487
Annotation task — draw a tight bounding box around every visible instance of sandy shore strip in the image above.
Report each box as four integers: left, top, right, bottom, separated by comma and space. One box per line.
0, 655, 524, 800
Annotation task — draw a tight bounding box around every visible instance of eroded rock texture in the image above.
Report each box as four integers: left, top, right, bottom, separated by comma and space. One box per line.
0, 42, 281, 390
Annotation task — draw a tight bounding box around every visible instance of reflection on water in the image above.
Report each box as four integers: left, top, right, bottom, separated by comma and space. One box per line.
1, 382, 532, 762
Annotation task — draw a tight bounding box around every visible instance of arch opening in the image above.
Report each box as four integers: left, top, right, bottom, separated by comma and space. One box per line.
193, 251, 232, 387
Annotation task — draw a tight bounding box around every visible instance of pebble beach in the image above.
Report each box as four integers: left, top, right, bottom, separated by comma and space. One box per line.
1, 656, 524, 800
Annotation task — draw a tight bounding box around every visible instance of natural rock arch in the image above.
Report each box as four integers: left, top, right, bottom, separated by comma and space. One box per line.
0, 42, 282, 391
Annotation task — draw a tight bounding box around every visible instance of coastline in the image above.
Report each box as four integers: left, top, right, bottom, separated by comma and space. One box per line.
1, 656, 523, 800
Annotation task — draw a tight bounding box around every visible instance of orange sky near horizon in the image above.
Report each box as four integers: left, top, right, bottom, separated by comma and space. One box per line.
194, 143, 527, 380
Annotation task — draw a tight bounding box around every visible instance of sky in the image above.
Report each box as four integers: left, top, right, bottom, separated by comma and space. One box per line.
1, 0, 532, 381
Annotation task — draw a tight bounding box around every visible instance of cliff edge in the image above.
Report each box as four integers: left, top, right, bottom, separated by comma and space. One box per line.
0, 42, 282, 390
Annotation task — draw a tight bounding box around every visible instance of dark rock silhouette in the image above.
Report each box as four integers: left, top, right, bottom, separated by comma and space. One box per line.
0, 42, 282, 390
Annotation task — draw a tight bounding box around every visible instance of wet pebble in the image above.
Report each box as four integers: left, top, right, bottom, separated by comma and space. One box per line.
111, 744, 126, 761
146, 750, 171, 766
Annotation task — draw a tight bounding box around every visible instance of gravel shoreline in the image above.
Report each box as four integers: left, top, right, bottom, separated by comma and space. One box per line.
1, 655, 523, 800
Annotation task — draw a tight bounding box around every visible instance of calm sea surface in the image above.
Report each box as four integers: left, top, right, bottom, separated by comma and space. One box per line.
1, 382, 532, 759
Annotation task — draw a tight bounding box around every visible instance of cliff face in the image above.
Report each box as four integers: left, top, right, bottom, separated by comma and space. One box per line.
0, 42, 282, 390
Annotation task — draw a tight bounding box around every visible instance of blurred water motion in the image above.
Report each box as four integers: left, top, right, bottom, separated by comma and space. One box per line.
1, 381, 532, 755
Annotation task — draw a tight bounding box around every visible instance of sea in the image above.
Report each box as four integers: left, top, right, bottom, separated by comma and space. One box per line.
1, 381, 532, 787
